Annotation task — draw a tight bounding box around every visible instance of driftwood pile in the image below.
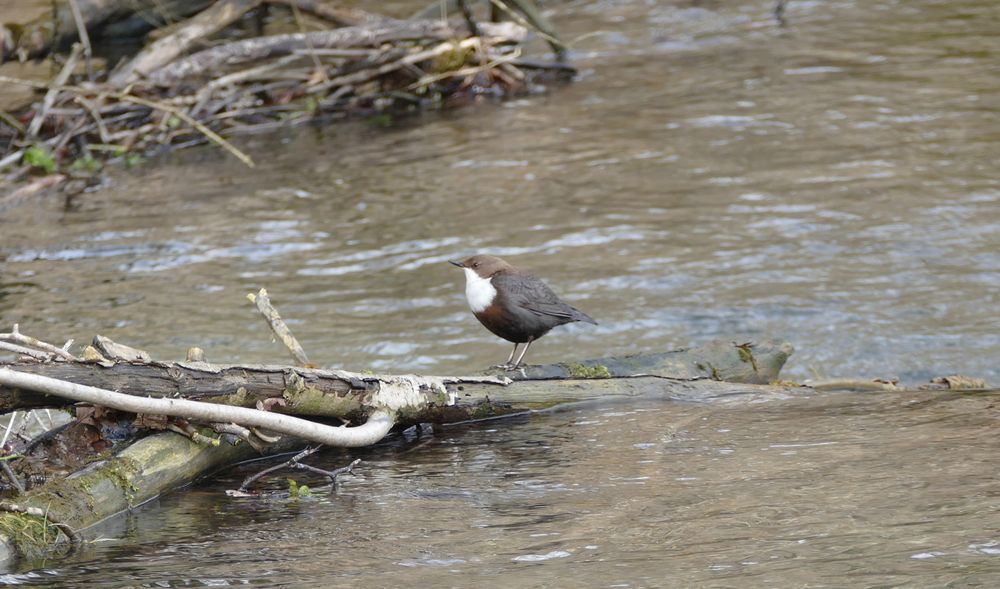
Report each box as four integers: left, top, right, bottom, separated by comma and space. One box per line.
0, 0, 571, 193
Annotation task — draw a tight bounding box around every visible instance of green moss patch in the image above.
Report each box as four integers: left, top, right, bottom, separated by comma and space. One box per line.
563, 363, 612, 379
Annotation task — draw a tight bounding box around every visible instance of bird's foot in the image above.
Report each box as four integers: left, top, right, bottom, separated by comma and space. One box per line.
490, 361, 526, 371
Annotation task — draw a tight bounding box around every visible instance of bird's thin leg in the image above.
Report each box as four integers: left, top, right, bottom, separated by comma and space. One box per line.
492, 343, 519, 369
509, 338, 533, 369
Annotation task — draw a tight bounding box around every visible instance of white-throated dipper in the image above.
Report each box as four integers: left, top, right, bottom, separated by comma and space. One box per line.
450, 254, 597, 369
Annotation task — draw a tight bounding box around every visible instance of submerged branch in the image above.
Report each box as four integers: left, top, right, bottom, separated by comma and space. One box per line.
238, 445, 322, 491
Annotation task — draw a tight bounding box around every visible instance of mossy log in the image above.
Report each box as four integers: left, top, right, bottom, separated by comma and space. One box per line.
0, 339, 794, 566
0, 339, 793, 422
0, 429, 295, 567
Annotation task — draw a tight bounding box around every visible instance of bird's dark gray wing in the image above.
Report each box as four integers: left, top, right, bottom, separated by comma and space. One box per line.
493, 273, 596, 324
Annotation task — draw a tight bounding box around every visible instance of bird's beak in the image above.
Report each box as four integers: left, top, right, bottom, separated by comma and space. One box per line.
449, 260, 464, 268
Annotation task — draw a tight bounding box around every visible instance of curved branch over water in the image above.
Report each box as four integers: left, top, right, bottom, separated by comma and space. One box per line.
0, 368, 396, 447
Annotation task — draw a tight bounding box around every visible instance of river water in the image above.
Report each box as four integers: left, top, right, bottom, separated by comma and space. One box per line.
1, 0, 999, 586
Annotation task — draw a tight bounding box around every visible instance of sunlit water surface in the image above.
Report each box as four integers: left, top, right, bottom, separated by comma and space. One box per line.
1, 0, 999, 585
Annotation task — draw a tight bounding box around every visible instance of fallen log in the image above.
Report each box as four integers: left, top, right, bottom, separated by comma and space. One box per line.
0, 339, 793, 418
0, 428, 298, 566
0, 338, 794, 565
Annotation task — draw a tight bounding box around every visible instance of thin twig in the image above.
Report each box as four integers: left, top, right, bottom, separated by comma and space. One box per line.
66, 0, 93, 80
0, 461, 25, 494
238, 445, 322, 491
208, 104, 300, 121
52, 115, 87, 156
31, 105, 86, 115
0, 342, 53, 361
117, 94, 256, 167
293, 457, 360, 482
196, 54, 302, 106
318, 84, 354, 109
487, 0, 565, 58
0, 324, 81, 361
0, 75, 60, 91
211, 422, 271, 451
212, 422, 253, 438
0, 108, 26, 135
310, 38, 481, 96
75, 95, 111, 144
0, 412, 16, 447
288, 0, 326, 78
293, 48, 379, 58
456, 0, 480, 38
33, 410, 51, 430
409, 47, 521, 89
27, 44, 83, 139
247, 288, 310, 367
0, 149, 24, 173
167, 422, 222, 446
265, 0, 390, 27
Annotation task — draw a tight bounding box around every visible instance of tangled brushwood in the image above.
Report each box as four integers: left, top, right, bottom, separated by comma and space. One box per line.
0, 2, 572, 190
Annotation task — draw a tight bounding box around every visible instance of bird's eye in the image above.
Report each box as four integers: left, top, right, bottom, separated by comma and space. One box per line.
472, 262, 480, 268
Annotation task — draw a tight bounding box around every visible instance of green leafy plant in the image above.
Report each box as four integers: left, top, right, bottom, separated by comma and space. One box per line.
23, 145, 56, 173
124, 153, 145, 168
287, 478, 312, 498
69, 153, 101, 174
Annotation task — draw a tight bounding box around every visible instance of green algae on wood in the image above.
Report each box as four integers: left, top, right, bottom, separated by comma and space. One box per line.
504, 339, 792, 384
281, 371, 365, 417
562, 363, 612, 379
0, 430, 291, 566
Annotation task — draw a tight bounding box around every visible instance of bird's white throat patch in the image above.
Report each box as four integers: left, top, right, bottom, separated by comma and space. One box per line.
463, 267, 497, 313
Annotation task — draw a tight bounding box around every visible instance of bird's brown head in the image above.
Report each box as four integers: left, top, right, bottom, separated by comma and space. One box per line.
449, 254, 514, 278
